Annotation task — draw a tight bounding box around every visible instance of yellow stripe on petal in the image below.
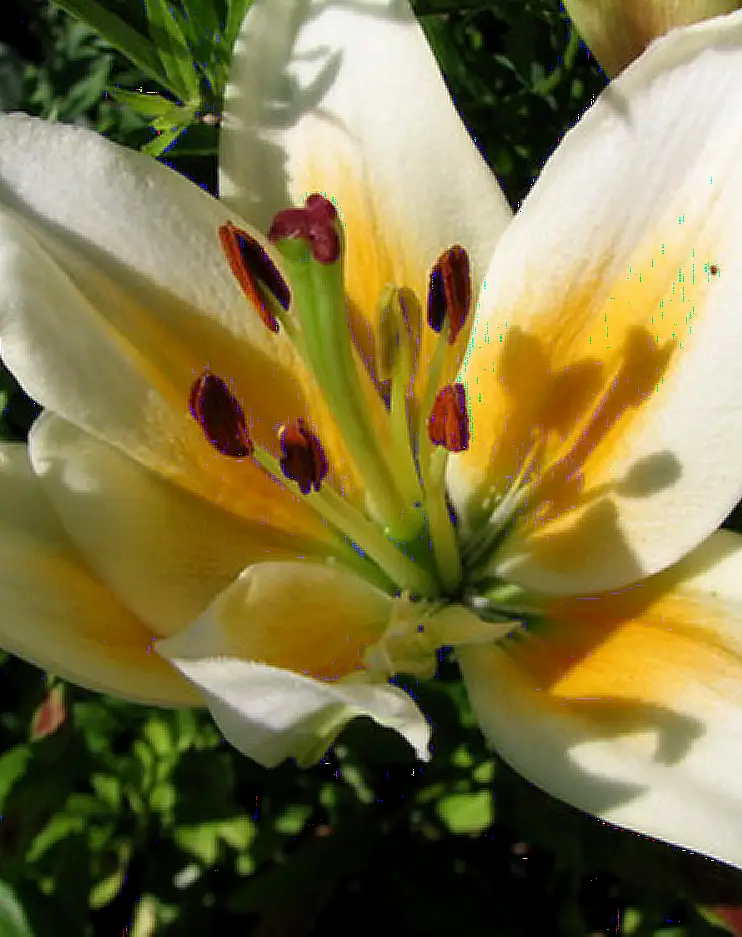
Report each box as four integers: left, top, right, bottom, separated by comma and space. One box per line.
459, 530, 742, 867
451, 15, 742, 593
158, 562, 394, 683
0, 444, 198, 706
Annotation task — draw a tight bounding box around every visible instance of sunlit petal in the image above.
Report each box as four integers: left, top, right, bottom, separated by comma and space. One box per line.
459, 529, 742, 867
452, 13, 742, 593
157, 561, 429, 764
221, 0, 511, 388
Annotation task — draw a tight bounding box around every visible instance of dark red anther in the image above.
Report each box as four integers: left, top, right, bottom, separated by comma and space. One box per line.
219, 222, 290, 331
428, 245, 471, 344
279, 419, 328, 494
428, 383, 470, 452
268, 193, 340, 264
190, 372, 253, 458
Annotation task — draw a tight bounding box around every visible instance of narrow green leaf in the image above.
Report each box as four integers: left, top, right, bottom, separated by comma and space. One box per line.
141, 122, 189, 158
108, 88, 182, 119
0, 881, 34, 937
143, 0, 200, 101
223, 0, 252, 47
50, 0, 167, 89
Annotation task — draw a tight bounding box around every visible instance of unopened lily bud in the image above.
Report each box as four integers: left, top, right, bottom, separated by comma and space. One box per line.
564, 0, 741, 75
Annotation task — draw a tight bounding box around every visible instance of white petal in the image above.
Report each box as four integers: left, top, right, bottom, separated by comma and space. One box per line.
220, 0, 511, 324
0, 205, 332, 545
155, 658, 429, 767
0, 113, 272, 353
29, 413, 329, 638
157, 561, 430, 764
459, 529, 742, 868
451, 12, 742, 594
0, 443, 198, 706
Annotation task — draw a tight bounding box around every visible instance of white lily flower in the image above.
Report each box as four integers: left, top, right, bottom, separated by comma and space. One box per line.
1, 0, 742, 868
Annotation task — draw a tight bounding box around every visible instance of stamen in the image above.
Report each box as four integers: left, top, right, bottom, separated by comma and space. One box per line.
428, 383, 470, 452
279, 419, 328, 494
427, 246, 471, 344
268, 193, 340, 264
218, 222, 290, 331
190, 372, 253, 457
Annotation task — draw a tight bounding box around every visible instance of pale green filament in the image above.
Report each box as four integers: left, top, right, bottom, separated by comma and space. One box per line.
276, 238, 424, 542
250, 444, 438, 597
423, 446, 462, 592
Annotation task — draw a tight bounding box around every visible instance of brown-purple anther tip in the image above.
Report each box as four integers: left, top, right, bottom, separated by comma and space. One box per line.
267, 193, 340, 264
279, 419, 329, 494
218, 223, 291, 331
190, 372, 253, 458
428, 245, 471, 344
428, 383, 470, 452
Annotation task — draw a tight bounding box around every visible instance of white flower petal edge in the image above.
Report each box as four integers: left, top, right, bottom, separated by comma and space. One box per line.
154, 658, 430, 768
450, 11, 742, 595
0, 113, 273, 354
0, 444, 199, 706
29, 413, 324, 638
156, 562, 431, 766
220, 0, 511, 281
459, 529, 742, 867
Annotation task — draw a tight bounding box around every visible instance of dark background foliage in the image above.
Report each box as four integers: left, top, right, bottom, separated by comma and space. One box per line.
0, 2, 741, 935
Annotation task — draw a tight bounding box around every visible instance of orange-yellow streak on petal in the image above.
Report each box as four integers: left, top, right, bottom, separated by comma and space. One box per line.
295, 153, 454, 421
462, 229, 715, 535
173, 563, 393, 683
508, 579, 742, 717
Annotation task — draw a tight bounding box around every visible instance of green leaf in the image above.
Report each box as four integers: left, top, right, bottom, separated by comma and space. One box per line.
141, 121, 190, 157
435, 790, 494, 835
142, 0, 200, 102
0, 747, 31, 810
108, 87, 182, 119
0, 881, 34, 937
50, 0, 167, 90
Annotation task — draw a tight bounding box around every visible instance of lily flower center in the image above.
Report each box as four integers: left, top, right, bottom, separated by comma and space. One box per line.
191, 194, 526, 657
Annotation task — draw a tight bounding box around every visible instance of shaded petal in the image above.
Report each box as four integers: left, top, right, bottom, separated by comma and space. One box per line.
221, 0, 511, 385
0, 200, 331, 544
564, 0, 741, 75
157, 562, 429, 764
30, 413, 333, 638
451, 13, 742, 593
0, 443, 198, 706
459, 529, 742, 868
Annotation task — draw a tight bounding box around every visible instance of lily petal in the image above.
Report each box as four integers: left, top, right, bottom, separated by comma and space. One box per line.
459, 529, 742, 868
157, 562, 429, 764
220, 0, 511, 381
0, 180, 330, 544
564, 0, 741, 75
0, 443, 198, 706
29, 413, 331, 638
451, 13, 742, 594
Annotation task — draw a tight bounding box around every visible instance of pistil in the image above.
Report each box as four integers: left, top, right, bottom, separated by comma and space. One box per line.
268, 195, 425, 541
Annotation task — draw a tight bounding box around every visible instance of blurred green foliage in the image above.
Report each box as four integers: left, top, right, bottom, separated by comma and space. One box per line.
0, 1, 741, 935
